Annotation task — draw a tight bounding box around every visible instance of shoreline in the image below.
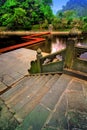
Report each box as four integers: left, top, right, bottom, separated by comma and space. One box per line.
0, 30, 82, 38
0, 31, 70, 36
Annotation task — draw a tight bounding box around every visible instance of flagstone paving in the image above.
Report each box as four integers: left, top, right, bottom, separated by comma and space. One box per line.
0, 48, 41, 92
0, 48, 87, 130
0, 73, 87, 130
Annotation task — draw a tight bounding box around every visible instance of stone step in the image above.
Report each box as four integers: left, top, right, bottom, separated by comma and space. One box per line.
0, 98, 19, 130
0, 74, 61, 129
5, 75, 46, 106
15, 74, 73, 130
14, 74, 60, 129
42, 74, 74, 129
64, 68, 87, 81
0, 81, 8, 94
14, 74, 53, 122
15, 104, 50, 130
1, 75, 38, 101
9, 75, 53, 112
41, 74, 73, 111
15, 74, 72, 130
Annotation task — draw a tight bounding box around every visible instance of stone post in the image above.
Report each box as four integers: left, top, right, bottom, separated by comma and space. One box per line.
64, 37, 77, 69
36, 48, 42, 73
48, 24, 53, 32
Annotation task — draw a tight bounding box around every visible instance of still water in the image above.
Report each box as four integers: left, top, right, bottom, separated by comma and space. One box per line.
26, 34, 87, 59
26, 35, 67, 54
77, 36, 87, 60
0, 34, 87, 59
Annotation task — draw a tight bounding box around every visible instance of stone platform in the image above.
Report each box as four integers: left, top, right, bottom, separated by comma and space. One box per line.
0, 48, 87, 130
0, 48, 39, 93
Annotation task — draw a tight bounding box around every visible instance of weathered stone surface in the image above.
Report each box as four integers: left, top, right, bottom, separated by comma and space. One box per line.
0, 48, 37, 87
0, 74, 15, 86
0, 81, 7, 93
15, 104, 50, 130
0, 48, 87, 130
68, 80, 83, 91
0, 98, 19, 130
67, 90, 87, 112
67, 110, 87, 130
47, 94, 68, 129
83, 81, 87, 100
41, 74, 73, 110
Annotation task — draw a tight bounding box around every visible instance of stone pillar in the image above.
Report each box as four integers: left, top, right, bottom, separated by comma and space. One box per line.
64, 38, 77, 69
36, 48, 42, 73
48, 24, 53, 32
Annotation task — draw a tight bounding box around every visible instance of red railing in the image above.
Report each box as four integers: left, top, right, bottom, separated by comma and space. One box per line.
0, 32, 50, 53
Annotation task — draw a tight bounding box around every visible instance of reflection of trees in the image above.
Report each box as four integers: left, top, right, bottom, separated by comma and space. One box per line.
28, 35, 66, 54
80, 52, 87, 59
51, 37, 66, 53
45, 40, 52, 53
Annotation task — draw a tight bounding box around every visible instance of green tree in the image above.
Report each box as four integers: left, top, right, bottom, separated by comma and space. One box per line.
52, 16, 62, 30
55, 10, 79, 30
63, 10, 77, 20
0, 0, 53, 30
0, 7, 31, 30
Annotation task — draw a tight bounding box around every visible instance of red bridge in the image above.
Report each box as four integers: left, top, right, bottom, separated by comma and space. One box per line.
0, 32, 50, 53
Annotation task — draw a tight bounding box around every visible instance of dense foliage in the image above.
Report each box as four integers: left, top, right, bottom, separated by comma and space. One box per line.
0, 0, 53, 30
0, 0, 87, 31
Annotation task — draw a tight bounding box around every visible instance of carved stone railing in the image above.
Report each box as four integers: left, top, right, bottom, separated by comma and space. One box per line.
72, 45, 87, 73
28, 35, 87, 74
28, 48, 66, 74
40, 49, 66, 73
64, 36, 87, 73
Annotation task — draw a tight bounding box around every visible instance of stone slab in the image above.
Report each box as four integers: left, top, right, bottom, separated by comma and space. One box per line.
41, 74, 73, 110
0, 48, 37, 87
0, 81, 7, 94
15, 104, 50, 130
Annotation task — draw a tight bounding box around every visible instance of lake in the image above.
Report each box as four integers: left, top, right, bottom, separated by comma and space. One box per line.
0, 34, 87, 59
26, 34, 87, 60
26, 35, 67, 54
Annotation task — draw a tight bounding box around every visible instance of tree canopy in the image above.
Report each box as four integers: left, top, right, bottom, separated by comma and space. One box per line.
0, 0, 87, 31
0, 0, 53, 30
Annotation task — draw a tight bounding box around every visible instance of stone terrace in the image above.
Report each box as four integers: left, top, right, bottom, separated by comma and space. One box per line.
0, 48, 87, 130
0, 48, 39, 93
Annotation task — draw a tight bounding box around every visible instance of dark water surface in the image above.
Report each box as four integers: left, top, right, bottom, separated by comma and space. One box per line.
0, 34, 87, 59
26, 34, 87, 60
0, 35, 27, 49
26, 35, 67, 53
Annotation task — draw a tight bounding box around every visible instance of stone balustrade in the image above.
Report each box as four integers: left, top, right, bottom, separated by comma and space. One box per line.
29, 35, 87, 74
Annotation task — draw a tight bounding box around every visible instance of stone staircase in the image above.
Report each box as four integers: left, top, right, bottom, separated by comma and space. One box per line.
0, 73, 87, 130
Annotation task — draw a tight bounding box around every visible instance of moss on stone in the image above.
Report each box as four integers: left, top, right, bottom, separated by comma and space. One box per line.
0, 99, 19, 130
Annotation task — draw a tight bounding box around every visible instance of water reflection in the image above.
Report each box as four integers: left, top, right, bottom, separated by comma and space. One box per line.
80, 52, 87, 60
0, 34, 87, 60
27, 35, 67, 54
76, 36, 87, 60
77, 37, 87, 47
77, 42, 87, 47
51, 38, 66, 53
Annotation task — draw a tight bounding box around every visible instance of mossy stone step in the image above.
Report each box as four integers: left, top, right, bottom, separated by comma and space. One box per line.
0, 98, 19, 130
15, 104, 50, 130
0, 81, 7, 94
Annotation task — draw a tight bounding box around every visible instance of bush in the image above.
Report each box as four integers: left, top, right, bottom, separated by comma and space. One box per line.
32, 24, 40, 30
82, 23, 87, 31
0, 27, 7, 31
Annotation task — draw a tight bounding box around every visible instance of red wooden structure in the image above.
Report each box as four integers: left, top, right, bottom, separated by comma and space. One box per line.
0, 32, 50, 53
